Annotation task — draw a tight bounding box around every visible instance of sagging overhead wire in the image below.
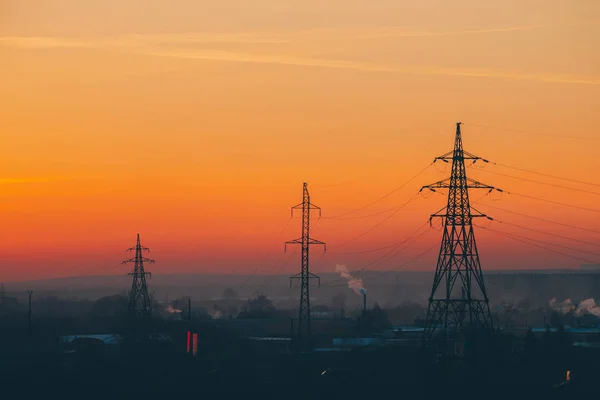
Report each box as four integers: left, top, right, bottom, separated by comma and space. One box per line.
321, 222, 429, 286
235, 216, 293, 294
325, 163, 432, 219
492, 219, 600, 249
473, 202, 600, 235
320, 222, 432, 286
329, 193, 421, 248
473, 168, 600, 196
323, 243, 439, 288
492, 162, 600, 188
508, 191, 600, 214
476, 224, 599, 265
466, 122, 600, 141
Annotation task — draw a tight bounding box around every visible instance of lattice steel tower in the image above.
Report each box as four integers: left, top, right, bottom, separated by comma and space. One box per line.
420, 123, 499, 357
285, 183, 325, 352
122, 234, 155, 319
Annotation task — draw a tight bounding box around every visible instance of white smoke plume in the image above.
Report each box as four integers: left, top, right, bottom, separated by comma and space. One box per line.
574, 299, 600, 317
549, 298, 600, 317
548, 298, 575, 314
165, 306, 183, 314
335, 264, 366, 296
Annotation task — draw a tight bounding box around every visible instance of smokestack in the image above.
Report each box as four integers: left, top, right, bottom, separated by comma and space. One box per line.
363, 292, 367, 316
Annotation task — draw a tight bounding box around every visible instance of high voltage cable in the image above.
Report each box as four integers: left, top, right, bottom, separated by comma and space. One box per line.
327, 243, 400, 255
329, 193, 420, 248
486, 227, 600, 258
507, 191, 600, 214
476, 225, 599, 265
474, 202, 600, 235
321, 222, 432, 286
363, 243, 438, 283
493, 219, 600, 248
323, 203, 408, 220
352, 223, 431, 272
466, 122, 599, 141
492, 162, 600, 188
323, 243, 439, 288
325, 163, 432, 219
235, 216, 293, 294
474, 168, 600, 196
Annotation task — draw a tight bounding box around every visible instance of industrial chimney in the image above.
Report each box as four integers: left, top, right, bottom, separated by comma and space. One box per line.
362, 292, 367, 316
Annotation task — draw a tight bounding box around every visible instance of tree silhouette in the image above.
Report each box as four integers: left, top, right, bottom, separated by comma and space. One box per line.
238, 295, 277, 319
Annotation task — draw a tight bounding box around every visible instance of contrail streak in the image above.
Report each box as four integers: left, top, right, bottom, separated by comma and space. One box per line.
141, 48, 600, 85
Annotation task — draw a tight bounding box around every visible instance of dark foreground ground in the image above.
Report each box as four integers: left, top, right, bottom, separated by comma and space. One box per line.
0, 341, 595, 400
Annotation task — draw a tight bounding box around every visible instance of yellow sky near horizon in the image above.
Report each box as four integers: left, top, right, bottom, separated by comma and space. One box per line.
0, 0, 599, 281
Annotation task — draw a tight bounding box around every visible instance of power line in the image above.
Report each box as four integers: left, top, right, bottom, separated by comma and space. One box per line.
466, 122, 599, 141
327, 243, 400, 255
493, 219, 600, 248
326, 163, 431, 218
329, 193, 420, 248
492, 162, 600, 188
321, 222, 432, 286
508, 191, 600, 214
473, 168, 600, 196
323, 203, 408, 220
363, 243, 438, 282
473, 201, 600, 235
324, 243, 438, 288
236, 216, 293, 294
476, 224, 599, 265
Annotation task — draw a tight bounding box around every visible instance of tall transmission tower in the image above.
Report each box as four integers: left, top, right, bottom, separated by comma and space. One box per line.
122, 234, 155, 319
285, 182, 326, 352
420, 122, 501, 358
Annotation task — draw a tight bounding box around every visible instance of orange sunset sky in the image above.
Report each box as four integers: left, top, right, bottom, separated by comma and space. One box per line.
0, 1, 599, 281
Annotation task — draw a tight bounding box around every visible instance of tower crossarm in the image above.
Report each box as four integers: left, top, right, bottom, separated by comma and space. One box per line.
122, 257, 155, 264
433, 150, 489, 163
126, 246, 150, 252
285, 238, 326, 253
420, 179, 502, 191
290, 272, 320, 288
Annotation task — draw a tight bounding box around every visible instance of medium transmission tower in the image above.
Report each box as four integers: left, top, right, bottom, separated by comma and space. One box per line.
285, 182, 325, 352
122, 234, 155, 319
420, 122, 501, 358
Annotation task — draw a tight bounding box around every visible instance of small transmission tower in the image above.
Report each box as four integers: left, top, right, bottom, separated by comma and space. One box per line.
122, 234, 155, 319
420, 123, 500, 358
285, 182, 326, 352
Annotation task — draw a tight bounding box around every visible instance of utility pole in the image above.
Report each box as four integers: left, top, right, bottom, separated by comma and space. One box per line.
27, 290, 33, 335
122, 234, 155, 319
420, 123, 501, 360
188, 297, 192, 322
285, 182, 326, 353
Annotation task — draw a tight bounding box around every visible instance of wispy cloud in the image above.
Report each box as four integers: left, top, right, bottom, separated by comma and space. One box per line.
142, 48, 600, 85
1, 21, 598, 85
